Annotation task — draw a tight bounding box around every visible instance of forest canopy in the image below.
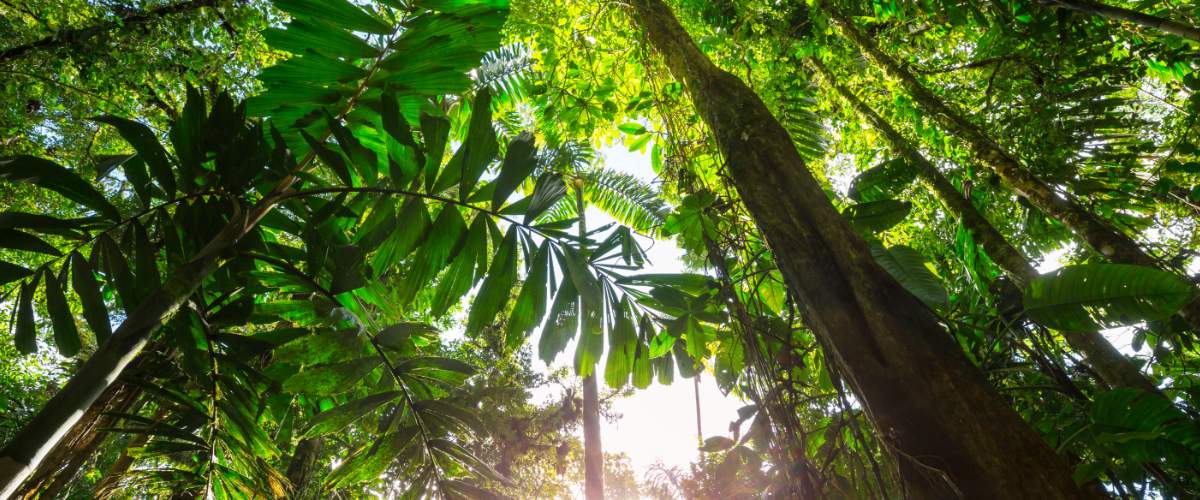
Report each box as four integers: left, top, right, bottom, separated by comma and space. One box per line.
1, 0, 1200, 498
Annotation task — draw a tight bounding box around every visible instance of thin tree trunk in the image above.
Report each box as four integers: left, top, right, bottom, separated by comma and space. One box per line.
809, 58, 1158, 394
285, 437, 323, 498
575, 187, 604, 500
630, 0, 1090, 497
1045, 0, 1200, 41
0, 0, 218, 63
827, 7, 1200, 332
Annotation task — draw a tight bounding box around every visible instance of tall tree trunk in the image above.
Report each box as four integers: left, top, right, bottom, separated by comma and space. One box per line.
629, 0, 1090, 497
1044, 0, 1200, 41
575, 186, 604, 500
827, 7, 1200, 332
285, 437, 323, 499
809, 58, 1157, 394
0, 0, 219, 63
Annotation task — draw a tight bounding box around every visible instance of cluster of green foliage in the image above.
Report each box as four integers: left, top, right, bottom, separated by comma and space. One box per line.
3, 0, 1200, 498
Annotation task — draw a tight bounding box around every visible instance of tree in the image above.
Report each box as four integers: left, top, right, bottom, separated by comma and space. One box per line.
626, 0, 1088, 496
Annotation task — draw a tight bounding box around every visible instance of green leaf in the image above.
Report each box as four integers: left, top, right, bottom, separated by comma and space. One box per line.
421, 113, 451, 193
302, 391, 401, 439
15, 275, 39, 354
0, 156, 121, 220
394, 356, 477, 378
326, 427, 420, 488
402, 206, 466, 304
466, 226, 518, 335
505, 241, 550, 350
302, 130, 355, 186
275, 329, 366, 365
617, 122, 647, 135
491, 132, 538, 210
458, 89, 498, 200
842, 199, 911, 233
132, 222, 160, 299
0, 229, 60, 256
431, 216, 487, 317
97, 234, 136, 310
377, 322, 439, 350
371, 197, 430, 275
44, 267, 81, 357
274, 0, 393, 35
331, 244, 366, 294
263, 19, 380, 59
617, 273, 711, 295
324, 109, 377, 182
283, 357, 382, 395
539, 276, 577, 364
414, 399, 487, 436
869, 244, 949, 307
1023, 264, 1197, 331
524, 173, 567, 223
93, 116, 176, 199
631, 343, 652, 389
0, 261, 33, 286
848, 158, 916, 202
70, 252, 111, 344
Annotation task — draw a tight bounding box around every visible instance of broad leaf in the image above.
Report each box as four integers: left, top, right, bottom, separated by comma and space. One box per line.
0, 156, 121, 220
870, 244, 949, 307
1024, 264, 1197, 331
302, 391, 401, 439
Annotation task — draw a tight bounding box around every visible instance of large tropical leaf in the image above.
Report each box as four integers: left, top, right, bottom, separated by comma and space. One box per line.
1023, 264, 1196, 331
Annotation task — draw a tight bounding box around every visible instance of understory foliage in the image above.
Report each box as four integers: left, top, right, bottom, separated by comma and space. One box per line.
2, 0, 1200, 498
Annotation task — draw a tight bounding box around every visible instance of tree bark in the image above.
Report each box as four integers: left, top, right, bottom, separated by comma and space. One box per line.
809, 58, 1158, 394
630, 0, 1090, 497
575, 187, 605, 500
0, 0, 218, 64
827, 7, 1200, 332
1044, 0, 1200, 42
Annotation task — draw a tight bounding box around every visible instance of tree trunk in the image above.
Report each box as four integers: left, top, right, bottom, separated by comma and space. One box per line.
827, 7, 1200, 332
285, 437, 323, 498
809, 58, 1158, 394
0, 0, 218, 63
575, 187, 605, 500
630, 0, 1090, 497
1044, 0, 1200, 41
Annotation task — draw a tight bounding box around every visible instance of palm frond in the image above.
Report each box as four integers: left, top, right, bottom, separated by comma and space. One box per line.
476, 43, 535, 103
578, 167, 668, 235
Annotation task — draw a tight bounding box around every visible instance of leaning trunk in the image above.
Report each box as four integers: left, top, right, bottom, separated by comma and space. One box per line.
827, 7, 1200, 332
630, 0, 1089, 497
810, 58, 1158, 394
1047, 0, 1200, 41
